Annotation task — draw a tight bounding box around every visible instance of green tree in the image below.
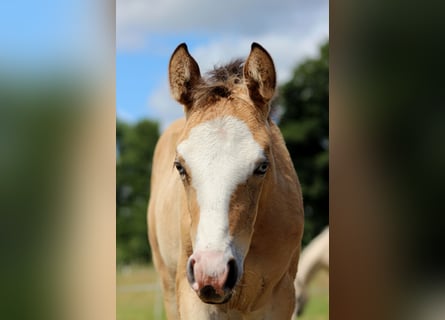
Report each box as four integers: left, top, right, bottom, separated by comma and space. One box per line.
116, 119, 159, 265
278, 41, 329, 246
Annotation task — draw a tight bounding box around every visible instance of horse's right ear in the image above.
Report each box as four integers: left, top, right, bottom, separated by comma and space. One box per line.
169, 43, 201, 110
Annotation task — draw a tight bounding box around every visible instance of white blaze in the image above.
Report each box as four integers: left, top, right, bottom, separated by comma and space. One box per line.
177, 116, 264, 252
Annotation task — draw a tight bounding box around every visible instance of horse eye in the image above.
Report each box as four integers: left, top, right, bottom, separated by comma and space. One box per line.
254, 161, 269, 175
174, 161, 187, 177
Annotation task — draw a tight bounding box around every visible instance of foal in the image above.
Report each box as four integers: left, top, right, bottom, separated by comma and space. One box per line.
148, 42, 304, 319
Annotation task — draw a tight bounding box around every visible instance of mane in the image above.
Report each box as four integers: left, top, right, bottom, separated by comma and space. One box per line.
192, 59, 245, 107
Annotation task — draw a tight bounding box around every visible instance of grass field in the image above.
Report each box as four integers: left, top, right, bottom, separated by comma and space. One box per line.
117, 264, 328, 320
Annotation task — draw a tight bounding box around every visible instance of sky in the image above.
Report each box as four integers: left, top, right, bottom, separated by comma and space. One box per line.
0, 1, 108, 72
116, 0, 329, 130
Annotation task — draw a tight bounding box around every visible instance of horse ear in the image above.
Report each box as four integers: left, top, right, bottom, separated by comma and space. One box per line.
169, 43, 201, 109
244, 43, 276, 111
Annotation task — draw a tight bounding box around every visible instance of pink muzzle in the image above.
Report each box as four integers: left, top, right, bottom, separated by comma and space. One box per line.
186, 250, 239, 304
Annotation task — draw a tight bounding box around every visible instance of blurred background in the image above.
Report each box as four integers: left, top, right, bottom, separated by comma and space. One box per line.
0, 1, 115, 320
116, 0, 329, 319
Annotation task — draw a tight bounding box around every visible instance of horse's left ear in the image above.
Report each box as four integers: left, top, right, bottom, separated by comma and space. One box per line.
244, 43, 277, 111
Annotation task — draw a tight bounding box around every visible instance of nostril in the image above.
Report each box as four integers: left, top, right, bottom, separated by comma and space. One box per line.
224, 259, 238, 290
186, 257, 196, 286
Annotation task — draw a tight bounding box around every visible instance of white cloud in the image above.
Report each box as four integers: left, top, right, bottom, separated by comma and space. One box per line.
117, 106, 137, 123
117, 0, 328, 53
117, 0, 294, 35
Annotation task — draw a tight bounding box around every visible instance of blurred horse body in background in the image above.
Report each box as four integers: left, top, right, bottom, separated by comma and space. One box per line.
294, 227, 329, 317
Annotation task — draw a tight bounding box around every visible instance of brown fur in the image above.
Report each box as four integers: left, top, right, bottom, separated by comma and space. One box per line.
148, 43, 304, 319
